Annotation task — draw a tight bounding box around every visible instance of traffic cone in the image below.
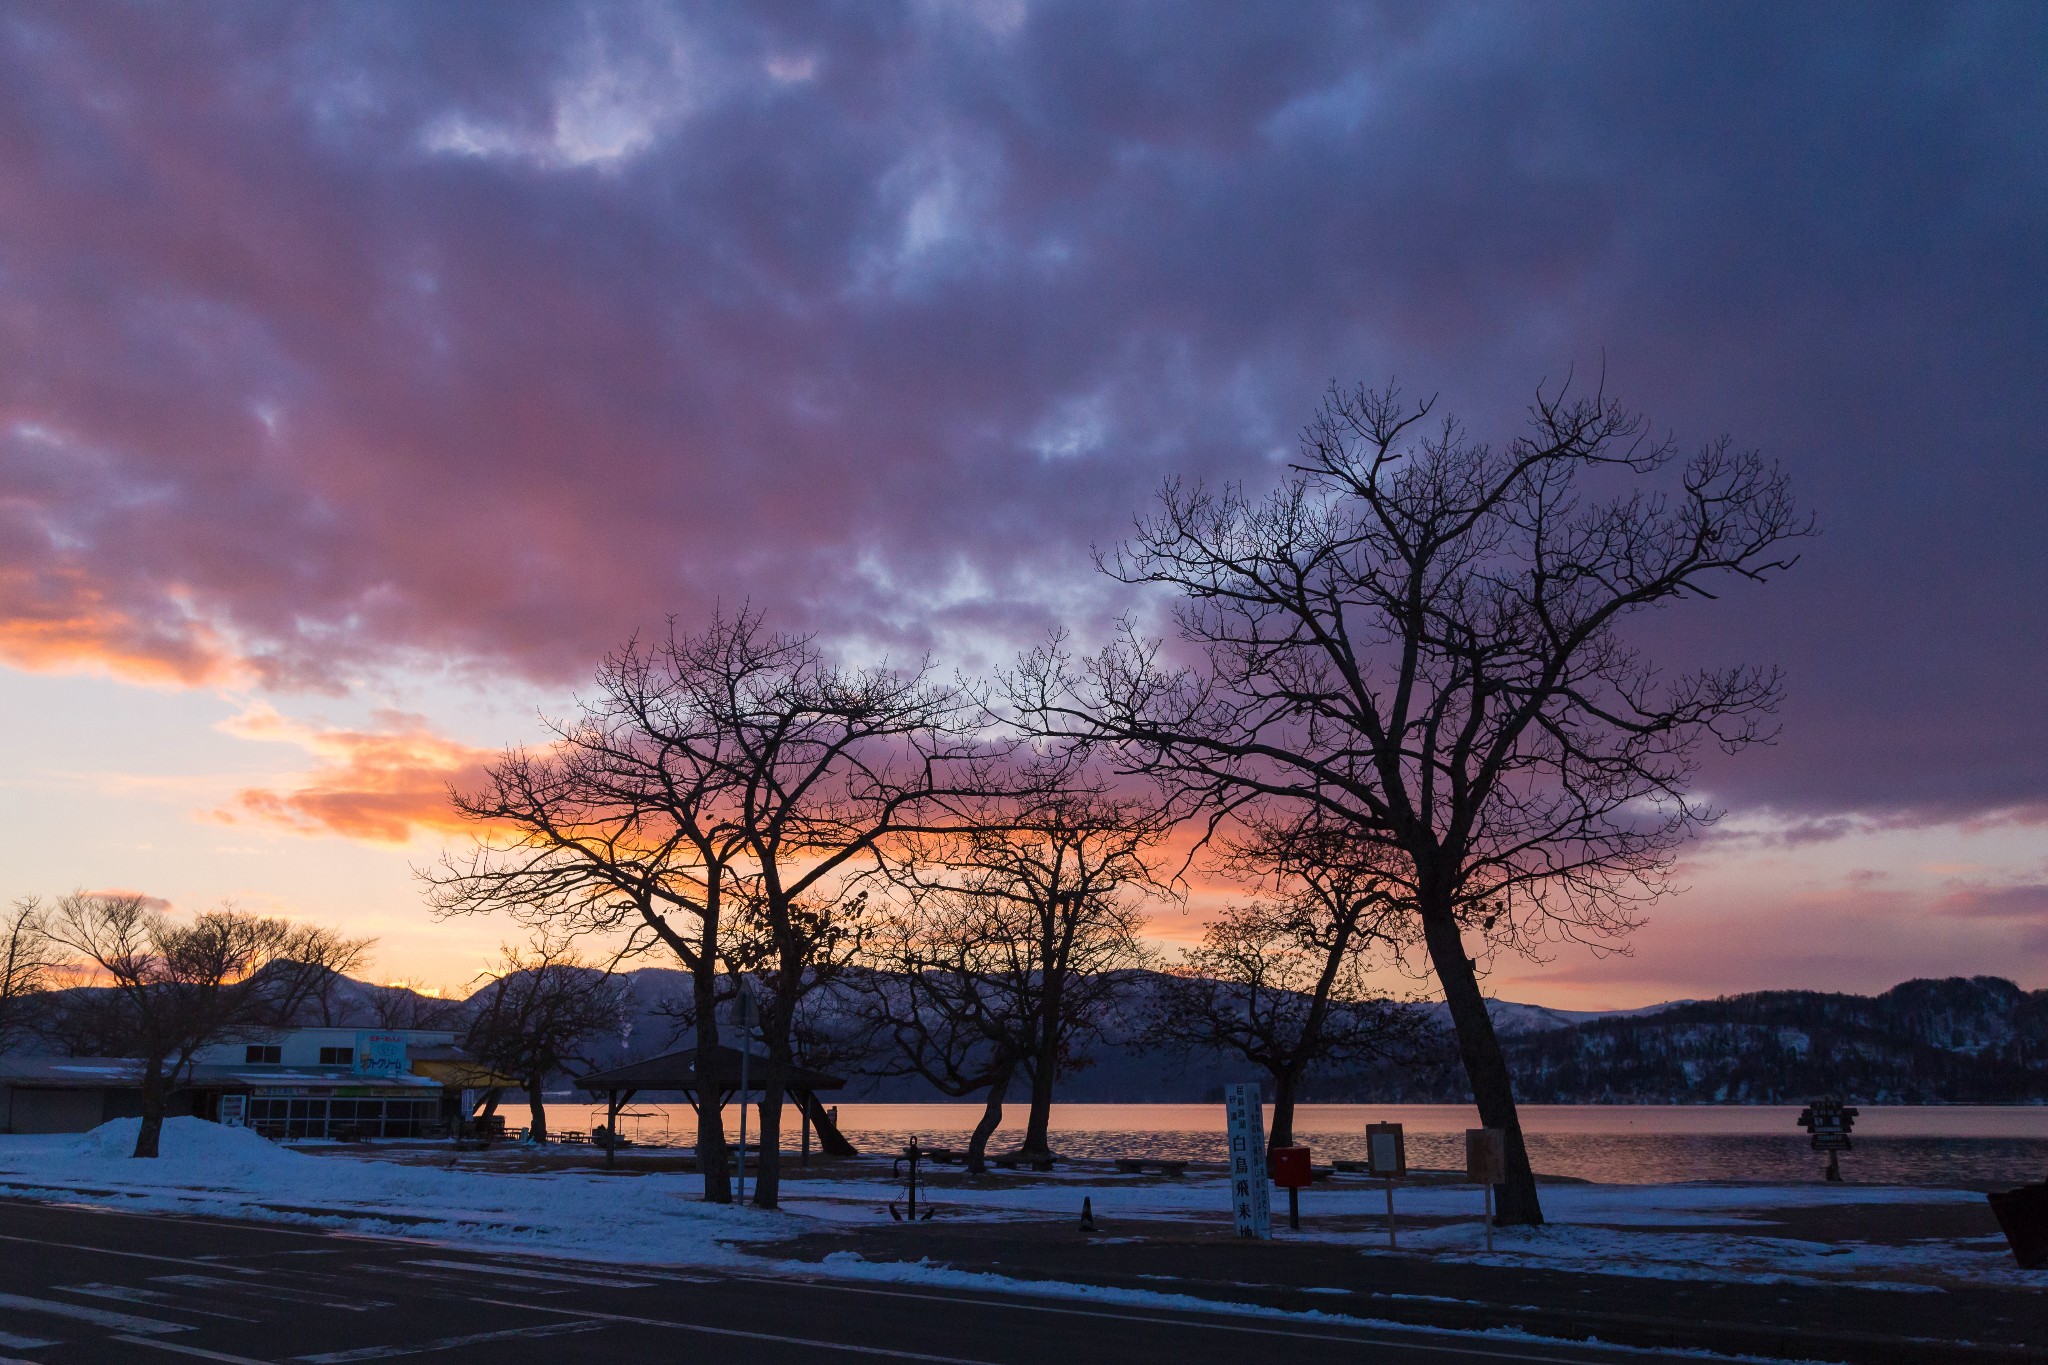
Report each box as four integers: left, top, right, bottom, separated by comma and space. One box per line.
1080, 1196, 1096, 1232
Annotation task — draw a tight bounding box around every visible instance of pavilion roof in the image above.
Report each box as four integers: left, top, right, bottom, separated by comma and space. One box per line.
577, 1045, 845, 1094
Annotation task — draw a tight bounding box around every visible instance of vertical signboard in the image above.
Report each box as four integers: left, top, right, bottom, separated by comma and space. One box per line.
218, 1094, 247, 1128
1223, 1082, 1272, 1240
354, 1032, 408, 1078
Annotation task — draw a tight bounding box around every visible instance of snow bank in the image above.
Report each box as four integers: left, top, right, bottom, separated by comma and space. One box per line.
69, 1117, 307, 1170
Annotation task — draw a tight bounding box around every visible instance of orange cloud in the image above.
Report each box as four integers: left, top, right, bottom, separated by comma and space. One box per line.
217, 704, 494, 844
0, 563, 245, 687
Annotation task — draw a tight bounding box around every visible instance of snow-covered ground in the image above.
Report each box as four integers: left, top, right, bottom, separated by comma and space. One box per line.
0, 1119, 783, 1267
0, 1120, 2025, 1295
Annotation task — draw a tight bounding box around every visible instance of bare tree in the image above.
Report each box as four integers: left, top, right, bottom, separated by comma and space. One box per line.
47, 895, 357, 1158
257, 925, 376, 1027
1013, 380, 1808, 1224
462, 938, 624, 1144
429, 609, 1013, 1207
369, 981, 466, 1031
1148, 898, 1430, 1148
701, 623, 1010, 1209
427, 614, 768, 1202
1150, 812, 1430, 1147
886, 784, 1165, 1159
0, 897, 57, 1054
854, 896, 1035, 1173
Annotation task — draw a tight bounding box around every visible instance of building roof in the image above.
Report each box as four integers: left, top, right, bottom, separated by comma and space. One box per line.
0, 1056, 440, 1091
577, 1045, 845, 1094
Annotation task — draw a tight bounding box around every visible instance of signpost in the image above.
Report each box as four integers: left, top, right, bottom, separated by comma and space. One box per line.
1223, 1083, 1271, 1240
1466, 1128, 1506, 1251
1797, 1096, 1858, 1183
735, 979, 760, 1203
1367, 1121, 1406, 1248
218, 1094, 247, 1129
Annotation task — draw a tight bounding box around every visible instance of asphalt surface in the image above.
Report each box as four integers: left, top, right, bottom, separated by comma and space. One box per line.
0, 1199, 1700, 1364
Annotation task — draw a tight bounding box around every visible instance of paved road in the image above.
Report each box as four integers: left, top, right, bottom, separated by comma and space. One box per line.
0, 1199, 1694, 1363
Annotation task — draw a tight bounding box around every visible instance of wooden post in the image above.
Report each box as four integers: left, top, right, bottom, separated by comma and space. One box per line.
800, 1089, 811, 1167
1385, 1176, 1397, 1249
1484, 1184, 1493, 1252
605, 1089, 619, 1170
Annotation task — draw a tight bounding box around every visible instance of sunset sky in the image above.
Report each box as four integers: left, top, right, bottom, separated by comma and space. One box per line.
0, 3, 2042, 1005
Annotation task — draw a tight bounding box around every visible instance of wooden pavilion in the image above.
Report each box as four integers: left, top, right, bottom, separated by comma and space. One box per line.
577, 1045, 855, 1167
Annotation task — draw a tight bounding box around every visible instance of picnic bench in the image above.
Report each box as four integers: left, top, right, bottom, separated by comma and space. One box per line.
1113, 1158, 1189, 1176
991, 1153, 1058, 1171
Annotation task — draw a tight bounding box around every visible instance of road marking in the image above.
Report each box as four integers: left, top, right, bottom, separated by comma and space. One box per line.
463, 1297, 1001, 1363
729, 1276, 1637, 1365
55, 1283, 259, 1321
292, 1320, 606, 1361
0, 1290, 192, 1334
399, 1259, 651, 1289
152, 1274, 387, 1312
0, 1232, 265, 1275
111, 1335, 276, 1364
0, 1330, 58, 1349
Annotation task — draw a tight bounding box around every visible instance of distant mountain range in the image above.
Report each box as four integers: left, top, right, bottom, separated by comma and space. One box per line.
298, 968, 2048, 1105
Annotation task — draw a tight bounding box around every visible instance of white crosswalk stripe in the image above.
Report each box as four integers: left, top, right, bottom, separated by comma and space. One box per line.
398, 1259, 652, 1289
0, 1288, 193, 1333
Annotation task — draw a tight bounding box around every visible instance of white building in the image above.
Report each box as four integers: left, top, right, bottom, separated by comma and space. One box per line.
0, 1028, 485, 1138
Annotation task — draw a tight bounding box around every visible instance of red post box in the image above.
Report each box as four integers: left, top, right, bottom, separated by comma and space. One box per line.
1268, 1145, 1312, 1230
1268, 1146, 1313, 1188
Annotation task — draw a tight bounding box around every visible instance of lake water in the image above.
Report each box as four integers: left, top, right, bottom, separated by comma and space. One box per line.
569, 1101, 2048, 1187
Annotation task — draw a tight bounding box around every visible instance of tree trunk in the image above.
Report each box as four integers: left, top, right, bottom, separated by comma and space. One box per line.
1268, 1063, 1302, 1150
526, 1074, 548, 1144
1420, 900, 1543, 1226
966, 1064, 1013, 1175
133, 1057, 167, 1158
1019, 971, 1063, 1158
752, 1012, 792, 1210
691, 969, 732, 1203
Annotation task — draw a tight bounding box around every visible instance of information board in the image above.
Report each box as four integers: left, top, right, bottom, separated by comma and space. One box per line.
1465, 1128, 1506, 1184
218, 1094, 247, 1128
1223, 1082, 1272, 1240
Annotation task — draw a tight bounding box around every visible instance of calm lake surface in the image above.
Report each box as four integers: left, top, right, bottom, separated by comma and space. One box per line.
574, 1101, 2048, 1187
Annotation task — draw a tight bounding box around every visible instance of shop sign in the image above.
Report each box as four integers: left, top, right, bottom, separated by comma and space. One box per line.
354, 1032, 409, 1078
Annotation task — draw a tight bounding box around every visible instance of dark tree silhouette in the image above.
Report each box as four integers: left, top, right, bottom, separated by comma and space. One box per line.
463, 938, 623, 1144
1148, 816, 1430, 1147
0, 897, 57, 1054
1012, 380, 1808, 1224
430, 609, 1016, 1209
882, 783, 1164, 1160
47, 894, 369, 1157
428, 612, 771, 1203
1148, 903, 1430, 1148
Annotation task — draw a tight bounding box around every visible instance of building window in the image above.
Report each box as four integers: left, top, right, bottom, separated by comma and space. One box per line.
318, 1047, 354, 1066
245, 1045, 281, 1064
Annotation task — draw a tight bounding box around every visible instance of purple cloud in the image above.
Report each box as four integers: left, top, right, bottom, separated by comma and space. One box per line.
0, 1, 2040, 830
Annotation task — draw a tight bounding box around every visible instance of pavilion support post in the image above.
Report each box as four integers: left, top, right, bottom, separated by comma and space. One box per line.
795, 1088, 857, 1156
605, 1089, 619, 1169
